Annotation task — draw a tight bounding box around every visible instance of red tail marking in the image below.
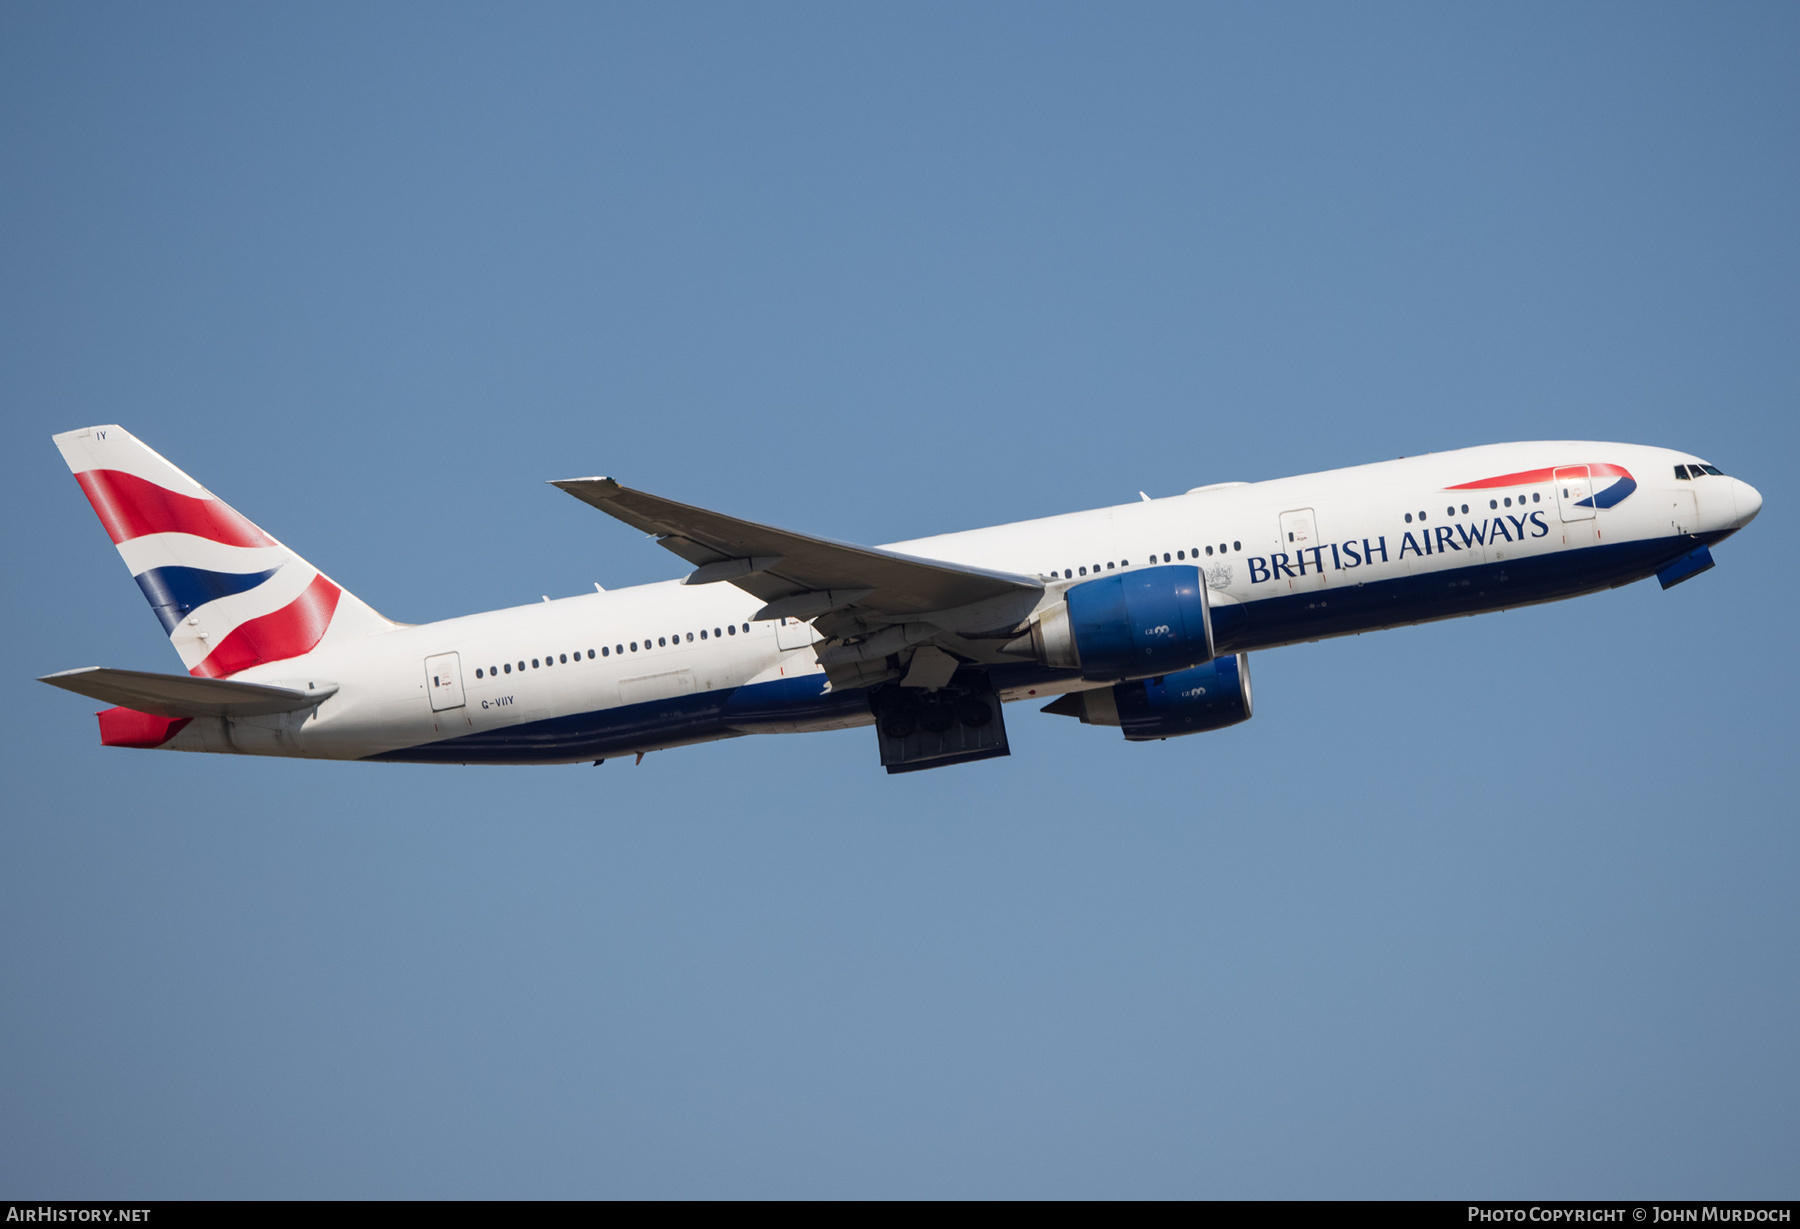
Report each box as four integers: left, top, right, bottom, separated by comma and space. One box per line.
97, 707, 192, 748
191, 574, 341, 679
73, 469, 275, 548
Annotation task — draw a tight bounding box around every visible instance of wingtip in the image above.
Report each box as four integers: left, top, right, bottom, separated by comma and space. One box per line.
548, 476, 620, 492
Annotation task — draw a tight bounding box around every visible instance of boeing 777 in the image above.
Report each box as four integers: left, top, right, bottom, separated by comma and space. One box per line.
40, 427, 1761, 773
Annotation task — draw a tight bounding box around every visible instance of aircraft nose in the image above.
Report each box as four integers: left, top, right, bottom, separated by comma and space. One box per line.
1734, 478, 1763, 527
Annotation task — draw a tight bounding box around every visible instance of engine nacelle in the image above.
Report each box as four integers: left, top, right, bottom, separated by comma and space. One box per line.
1027, 565, 1214, 681
1044, 653, 1253, 741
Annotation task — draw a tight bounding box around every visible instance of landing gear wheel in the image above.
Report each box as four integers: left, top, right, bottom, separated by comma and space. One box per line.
882, 711, 917, 739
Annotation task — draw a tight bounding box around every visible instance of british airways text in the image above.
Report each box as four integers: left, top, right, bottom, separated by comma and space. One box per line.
1247, 512, 1550, 584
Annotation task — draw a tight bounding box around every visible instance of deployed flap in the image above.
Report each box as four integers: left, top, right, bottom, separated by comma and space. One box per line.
549, 477, 1041, 618
39, 667, 336, 717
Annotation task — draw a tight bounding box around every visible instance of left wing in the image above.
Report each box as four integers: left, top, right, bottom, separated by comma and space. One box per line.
550, 477, 1041, 620
550, 477, 1045, 687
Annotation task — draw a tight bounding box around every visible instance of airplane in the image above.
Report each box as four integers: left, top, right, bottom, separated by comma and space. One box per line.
39, 426, 1761, 774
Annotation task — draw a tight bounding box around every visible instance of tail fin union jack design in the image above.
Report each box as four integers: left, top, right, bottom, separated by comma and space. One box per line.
54, 427, 391, 680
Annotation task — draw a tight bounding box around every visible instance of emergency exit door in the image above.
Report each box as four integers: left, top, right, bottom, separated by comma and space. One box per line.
425, 652, 465, 711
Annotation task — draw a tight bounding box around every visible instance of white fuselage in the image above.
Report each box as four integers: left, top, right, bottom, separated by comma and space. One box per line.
162, 441, 1759, 764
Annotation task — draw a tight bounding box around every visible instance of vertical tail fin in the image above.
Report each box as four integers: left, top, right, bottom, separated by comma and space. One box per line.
54, 426, 396, 678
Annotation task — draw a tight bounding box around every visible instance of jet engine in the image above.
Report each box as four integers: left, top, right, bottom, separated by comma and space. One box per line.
1011, 565, 1214, 681
1041, 652, 1253, 741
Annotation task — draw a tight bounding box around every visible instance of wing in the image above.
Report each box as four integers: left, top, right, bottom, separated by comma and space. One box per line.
550, 477, 1041, 621
39, 667, 337, 717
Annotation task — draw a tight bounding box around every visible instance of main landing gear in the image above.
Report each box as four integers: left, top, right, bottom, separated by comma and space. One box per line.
869, 674, 1009, 774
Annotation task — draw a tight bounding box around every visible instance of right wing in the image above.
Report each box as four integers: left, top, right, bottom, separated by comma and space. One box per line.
39, 667, 337, 717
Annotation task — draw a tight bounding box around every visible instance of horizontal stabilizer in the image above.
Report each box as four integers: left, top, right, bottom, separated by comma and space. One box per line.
39, 667, 336, 717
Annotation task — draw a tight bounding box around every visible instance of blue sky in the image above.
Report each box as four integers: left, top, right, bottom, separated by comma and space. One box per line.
2, 2, 1796, 1197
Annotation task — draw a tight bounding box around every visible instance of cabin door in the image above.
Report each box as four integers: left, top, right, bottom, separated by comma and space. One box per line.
1278, 508, 1326, 588
425, 652, 466, 711
774, 616, 815, 650
1554, 466, 1599, 546
1667, 489, 1698, 535
1555, 467, 1594, 521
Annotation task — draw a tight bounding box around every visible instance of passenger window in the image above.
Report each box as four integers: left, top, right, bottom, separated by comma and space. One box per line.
700, 629, 707, 639
1446, 506, 1454, 516
1162, 553, 1171, 562
1404, 513, 1412, 523
602, 646, 610, 657
587, 649, 595, 659
1460, 504, 1468, 514
504, 663, 512, 674
1064, 569, 1072, 579
1532, 492, 1540, 502
1232, 541, 1240, 551
560, 653, 567, 663
1205, 546, 1214, 556
658, 637, 666, 647
1489, 499, 1497, 509
727, 626, 735, 636
532, 659, 540, 668
1504, 497, 1512, 507
743, 623, 750, 633
630, 642, 638, 651
1419, 511, 1427, 521
475, 668, 483, 679
686, 632, 694, 642
1176, 550, 1184, 560
1106, 562, 1114, 570
1079, 567, 1087, 576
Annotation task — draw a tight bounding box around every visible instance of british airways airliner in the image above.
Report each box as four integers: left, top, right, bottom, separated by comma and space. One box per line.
41, 426, 1761, 774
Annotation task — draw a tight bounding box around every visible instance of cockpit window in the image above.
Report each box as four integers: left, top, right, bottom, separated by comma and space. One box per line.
1674, 465, 1691, 479
1701, 464, 1725, 476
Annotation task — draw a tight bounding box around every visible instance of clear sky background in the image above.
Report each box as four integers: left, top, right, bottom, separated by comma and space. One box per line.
2, 2, 1796, 1199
